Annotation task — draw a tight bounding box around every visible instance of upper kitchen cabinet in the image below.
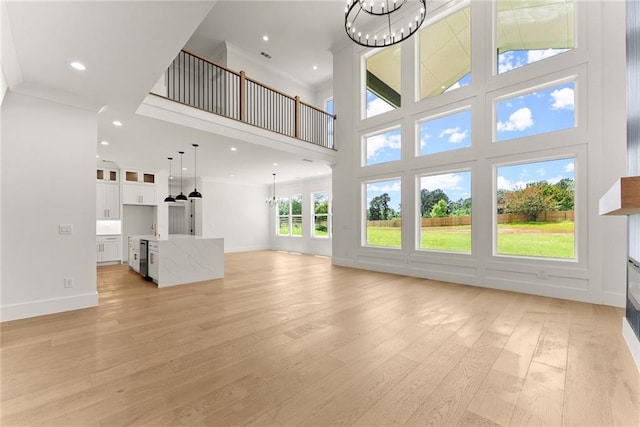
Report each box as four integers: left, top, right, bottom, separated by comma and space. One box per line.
124, 169, 155, 184
122, 169, 157, 206
97, 167, 119, 183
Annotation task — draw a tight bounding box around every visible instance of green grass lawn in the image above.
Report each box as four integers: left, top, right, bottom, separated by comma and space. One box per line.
366, 221, 575, 258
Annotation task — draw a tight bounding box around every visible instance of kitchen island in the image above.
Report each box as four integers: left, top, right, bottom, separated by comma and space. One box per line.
129, 234, 224, 287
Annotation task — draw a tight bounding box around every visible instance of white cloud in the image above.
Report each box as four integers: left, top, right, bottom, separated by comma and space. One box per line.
550, 87, 574, 110
527, 48, 569, 64
497, 107, 534, 132
368, 181, 401, 193
420, 130, 431, 149
439, 127, 469, 144
498, 51, 526, 74
547, 176, 564, 185
497, 176, 529, 191
366, 97, 395, 117
444, 81, 461, 92
536, 168, 546, 177
366, 132, 401, 160
564, 162, 575, 173
422, 173, 463, 191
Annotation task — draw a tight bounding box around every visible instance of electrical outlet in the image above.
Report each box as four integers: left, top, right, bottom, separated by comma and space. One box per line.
64, 277, 74, 288
59, 224, 73, 235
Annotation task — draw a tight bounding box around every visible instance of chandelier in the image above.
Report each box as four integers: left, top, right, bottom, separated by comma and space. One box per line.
266, 173, 277, 207
345, 0, 427, 48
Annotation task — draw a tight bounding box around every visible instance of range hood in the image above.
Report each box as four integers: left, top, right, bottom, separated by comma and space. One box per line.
599, 176, 640, 215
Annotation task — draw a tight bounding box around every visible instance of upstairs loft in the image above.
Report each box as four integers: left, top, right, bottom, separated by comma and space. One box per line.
145, 50, 336, 153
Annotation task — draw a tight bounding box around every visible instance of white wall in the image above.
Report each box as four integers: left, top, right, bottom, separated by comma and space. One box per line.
224, 42, 316, 107
1, 92, 98, 321
198, 178, 270, 253
332, 1, 628, 306
270, 175, 332, 257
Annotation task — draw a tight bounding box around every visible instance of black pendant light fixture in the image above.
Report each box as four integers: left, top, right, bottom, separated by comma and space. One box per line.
176, 151, 188, 202
266, 173, 277, 207
188, 143, 202, 199
164, 157, 176, 203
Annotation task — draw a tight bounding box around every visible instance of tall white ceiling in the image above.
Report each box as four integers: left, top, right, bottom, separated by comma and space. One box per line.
2, 1, 348, 186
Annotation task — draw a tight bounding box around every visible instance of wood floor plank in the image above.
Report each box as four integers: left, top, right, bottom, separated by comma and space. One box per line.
1, 251, 638, 427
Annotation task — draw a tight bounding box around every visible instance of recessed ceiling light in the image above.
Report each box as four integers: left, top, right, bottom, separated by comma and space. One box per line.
100, 140, 109, 146
273, 162, 279, 166
262, 35, 269, 41
169, 176, 174, 180
70, 61, 86, 71
230, 147, 237, 151
96, 154, 100, 158
112, 120, 123, 127
313, 65, 318, 70
230, 174, 235, 177
182, 167, 187, 171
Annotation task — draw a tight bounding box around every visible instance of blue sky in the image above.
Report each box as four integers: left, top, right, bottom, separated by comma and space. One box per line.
496, 81, 575, 142
419, 109, 471, 156
365, 127, 401, 165
496, 157, 575, 192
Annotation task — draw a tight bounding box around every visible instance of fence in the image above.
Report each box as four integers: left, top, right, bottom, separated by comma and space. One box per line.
367, 211, 575, 227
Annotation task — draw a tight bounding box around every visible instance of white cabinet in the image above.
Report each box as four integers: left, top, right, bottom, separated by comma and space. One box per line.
123, 170, 155, 184
148, 241, 159, 281
128, 237, 140, 272
96, 182, 120, 219
97, 235, 121, 263
122, 183, 156, 205
97, 168, 119, 183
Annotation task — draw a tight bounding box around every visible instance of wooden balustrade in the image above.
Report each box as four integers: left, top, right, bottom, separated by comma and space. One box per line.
161, 50, 335, 150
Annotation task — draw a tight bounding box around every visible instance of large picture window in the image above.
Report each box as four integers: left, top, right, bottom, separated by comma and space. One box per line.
419, 171, 472, 253
313, 191, 330, 238
496, 0, 574, 74
365, 179, 402, 248
495, 157, 576, 259
495, 81, 576, 142
418, 109, 471, 156
278, 195, 302, 236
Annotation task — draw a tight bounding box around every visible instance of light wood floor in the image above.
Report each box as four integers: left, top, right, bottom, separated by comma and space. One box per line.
1, 251, 639, 426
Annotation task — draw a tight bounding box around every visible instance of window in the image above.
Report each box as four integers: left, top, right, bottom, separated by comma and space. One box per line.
419, 6, 471, 100
278, 195, 302, 236
418, 109, 472, 156
365, 179, 402, 248
497, 0, 574, 74
419, 171, 472, 253
495, 81, 575, 142
496, 157, 576, 259
326, 97, 334, 115
364, 127, 402, 166
365, 45, 401, 118
313, 191, 330, 238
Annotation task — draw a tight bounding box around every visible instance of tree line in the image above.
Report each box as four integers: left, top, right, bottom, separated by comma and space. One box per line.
368, 179, 574, 221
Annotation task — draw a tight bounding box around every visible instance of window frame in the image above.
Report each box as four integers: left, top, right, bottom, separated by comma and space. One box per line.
277, 194, 303, 237
311, 191, 331, 239
362, 177, 402, 249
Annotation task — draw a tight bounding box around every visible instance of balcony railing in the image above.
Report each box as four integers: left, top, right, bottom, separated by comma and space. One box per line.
162, 50, 335, 150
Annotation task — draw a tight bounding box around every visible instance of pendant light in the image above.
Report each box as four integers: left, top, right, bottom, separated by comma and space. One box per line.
188, 143, 202, 199
163, 157, 176, 203
175, 151, 188, 201
266, 173, 277, 207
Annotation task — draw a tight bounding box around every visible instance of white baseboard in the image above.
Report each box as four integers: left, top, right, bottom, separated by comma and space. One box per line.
0, 292, 98, 322
622, 317, 640, 373
601, 291, 626, 308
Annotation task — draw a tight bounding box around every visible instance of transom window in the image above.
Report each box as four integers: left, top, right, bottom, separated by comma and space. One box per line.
418, 109, 472, 156
495, 81, 576, 142
365, 45, 401, 118
497, 0, 575, 74
364, 127, 402, 166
